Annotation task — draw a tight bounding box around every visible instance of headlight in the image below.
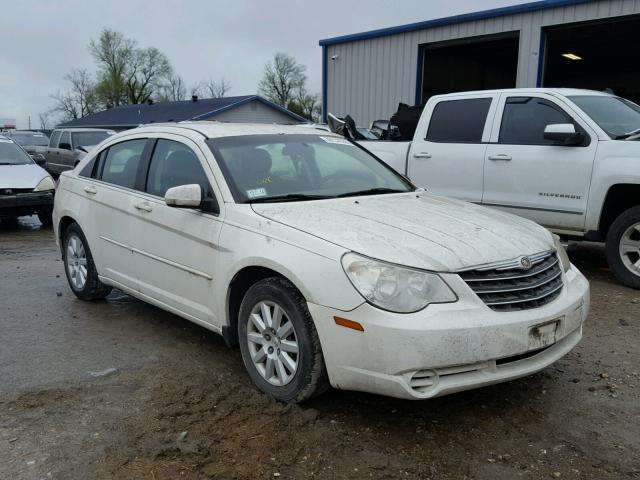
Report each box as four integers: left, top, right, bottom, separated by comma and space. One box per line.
553, 234, 570, 273
33, 176, 55, 192
341, 252, 457, 313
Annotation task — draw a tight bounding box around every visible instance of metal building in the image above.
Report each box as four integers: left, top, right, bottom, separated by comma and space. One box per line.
319, 0, 640, 124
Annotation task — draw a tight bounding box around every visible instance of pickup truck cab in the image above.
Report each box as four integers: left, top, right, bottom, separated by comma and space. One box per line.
46, 128, 115, 176
361, 88, 640, 289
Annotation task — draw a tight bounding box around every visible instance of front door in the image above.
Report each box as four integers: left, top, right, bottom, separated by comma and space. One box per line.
129, 135, 223, 327
408, 94, 498, 203
483, 93, 598, 233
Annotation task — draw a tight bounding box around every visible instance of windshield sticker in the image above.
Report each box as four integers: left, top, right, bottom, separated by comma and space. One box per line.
33, 134, 44, 137
246, 188, 267, 199
320, 136, 353, 146
0, 139, 12, 143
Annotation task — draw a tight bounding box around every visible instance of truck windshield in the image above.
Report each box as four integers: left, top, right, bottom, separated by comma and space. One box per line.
207, 134, 413, 203
0, 140, 34, 165
569, 95, 640, 139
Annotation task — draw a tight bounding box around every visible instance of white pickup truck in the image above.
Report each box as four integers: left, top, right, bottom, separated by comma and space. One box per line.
359, 88, 640, 289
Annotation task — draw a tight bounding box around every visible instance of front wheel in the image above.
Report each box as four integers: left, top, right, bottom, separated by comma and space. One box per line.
238, 277, 328, 403
37, 210, 53, 227
62, 223, 112, 300
606, 206, 640, 289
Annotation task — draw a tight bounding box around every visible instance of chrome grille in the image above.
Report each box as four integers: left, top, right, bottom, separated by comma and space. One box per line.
459, 251, 563, 312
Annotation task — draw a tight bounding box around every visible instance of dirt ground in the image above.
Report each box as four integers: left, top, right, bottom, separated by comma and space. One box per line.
1, 217, 639, 480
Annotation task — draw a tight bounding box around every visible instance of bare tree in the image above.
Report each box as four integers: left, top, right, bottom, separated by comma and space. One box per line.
51, 69, 98, 121
38, 111, 53, 130
158, 73, 186, 101
203, 77, 231, 98
288, 84, 320, 122
124, 47, 172, 104
258, 53, 306, 107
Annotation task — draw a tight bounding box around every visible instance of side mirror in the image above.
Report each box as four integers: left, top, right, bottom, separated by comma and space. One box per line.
58, 142, 71, 150
543, 124, 582, 145
165, 184, 202, 208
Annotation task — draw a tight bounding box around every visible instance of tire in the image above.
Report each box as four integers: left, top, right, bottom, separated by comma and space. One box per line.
37, 210, 53, 227
238, 277, 329, 403
62, 222, 112, 300
605, 205, 640, 289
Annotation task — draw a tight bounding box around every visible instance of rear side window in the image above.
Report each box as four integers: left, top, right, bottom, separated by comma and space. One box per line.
426, 98, 492, 143
99, 139, 146, 189
49, 130, 61, 148
499, 97, 572, 145
146, 139, 210, 197
59, 131, 71, 150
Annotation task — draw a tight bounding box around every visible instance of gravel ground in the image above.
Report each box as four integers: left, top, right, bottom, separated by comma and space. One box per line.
1, 217, 639, 480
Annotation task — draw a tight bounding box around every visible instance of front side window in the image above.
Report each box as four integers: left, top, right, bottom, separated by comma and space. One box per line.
99, 139, 146, 189
426, 98, 492, 143
146, 139, 210, 197
59, 131, 71, 150
569, 95, 640, 139
0, 139, 34, 165
499, 97, 572, 145
49, 130, 61, 148
207, 134, 413, 203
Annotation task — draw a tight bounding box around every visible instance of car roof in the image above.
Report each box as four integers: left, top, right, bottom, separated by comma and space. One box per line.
54, 128, 115, 132
435, 87, 613, 98
130, 121, 342, 139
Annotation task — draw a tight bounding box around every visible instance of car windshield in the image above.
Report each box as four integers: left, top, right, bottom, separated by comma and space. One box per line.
72, 131, 112, 148
11, 132, 49, 146
569, 95, 640, 139
207, 134, 413, 203
0, 139, 34, 165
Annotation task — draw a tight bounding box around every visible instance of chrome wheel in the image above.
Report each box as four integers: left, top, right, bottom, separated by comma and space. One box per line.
66, 234, 88, 290
619, 223, 640, 275
246, 301, 299, 386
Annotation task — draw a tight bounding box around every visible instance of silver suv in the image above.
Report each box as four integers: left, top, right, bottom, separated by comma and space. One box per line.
45, 128, 114, 176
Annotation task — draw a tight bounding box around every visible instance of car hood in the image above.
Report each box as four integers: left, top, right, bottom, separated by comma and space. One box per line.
252, 193, 555, 272
0, 163, 49, 189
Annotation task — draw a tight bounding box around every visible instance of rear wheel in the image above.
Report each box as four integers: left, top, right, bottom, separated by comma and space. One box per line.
62, 223, 112, 300
238, 277, 328, 402
605, 206, 640, 289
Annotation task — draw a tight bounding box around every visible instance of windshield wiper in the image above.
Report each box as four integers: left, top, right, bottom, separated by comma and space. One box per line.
335, 187, 408, 198
614, 127, 640, 140
248, 193, 332, 203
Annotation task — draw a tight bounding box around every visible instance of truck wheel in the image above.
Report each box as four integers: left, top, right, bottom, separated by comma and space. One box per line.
62, 222, 112, 300
238, 277, 328, 403
606, 206, 640, 289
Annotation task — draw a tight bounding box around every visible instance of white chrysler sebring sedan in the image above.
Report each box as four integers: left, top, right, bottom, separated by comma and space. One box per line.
53, 122, 589, 402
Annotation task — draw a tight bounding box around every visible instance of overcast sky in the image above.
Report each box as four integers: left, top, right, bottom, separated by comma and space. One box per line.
0, 0, 531, 128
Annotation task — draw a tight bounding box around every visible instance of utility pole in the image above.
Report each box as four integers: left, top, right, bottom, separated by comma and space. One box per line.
28, 115, 31, 129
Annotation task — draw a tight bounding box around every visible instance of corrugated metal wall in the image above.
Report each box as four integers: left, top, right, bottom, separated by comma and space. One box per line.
325, 0, 640, 125
213, 100, 300, 124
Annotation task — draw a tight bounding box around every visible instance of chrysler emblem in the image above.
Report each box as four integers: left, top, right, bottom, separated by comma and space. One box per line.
520, 256, 532, 270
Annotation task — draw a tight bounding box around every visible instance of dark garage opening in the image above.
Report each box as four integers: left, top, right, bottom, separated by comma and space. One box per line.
419, 33, 519, 105
543, 15, 640, 104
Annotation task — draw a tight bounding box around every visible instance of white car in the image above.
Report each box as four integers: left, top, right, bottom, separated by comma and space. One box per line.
53, 122, 589, 402
0, 136, 56, 225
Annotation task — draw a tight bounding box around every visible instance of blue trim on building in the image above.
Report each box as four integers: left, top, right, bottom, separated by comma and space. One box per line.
318, 0, 594, 46
536, 28, 547, 87
191, 95, 307, 123
322, 46, 328, 122
415, 45, 426, 105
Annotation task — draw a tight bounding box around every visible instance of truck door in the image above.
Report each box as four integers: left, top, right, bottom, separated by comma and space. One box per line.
483, 93, 598, 234
407, 94, 498, 203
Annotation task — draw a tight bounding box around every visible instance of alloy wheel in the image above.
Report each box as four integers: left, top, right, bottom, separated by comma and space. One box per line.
246, 300, 299, 386
66, 234, 88, 290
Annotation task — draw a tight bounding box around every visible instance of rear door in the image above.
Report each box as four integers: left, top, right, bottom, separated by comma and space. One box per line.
407, 94, 498, 202
483, 93, 598, 233
57, 131, 75, 172
128, 134, 224, 327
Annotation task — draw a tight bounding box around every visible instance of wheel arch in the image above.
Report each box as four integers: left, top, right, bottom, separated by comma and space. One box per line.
57, 215, 79, 254
598, 183, 640, 239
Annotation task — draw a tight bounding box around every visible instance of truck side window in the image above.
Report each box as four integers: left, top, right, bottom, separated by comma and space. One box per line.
426, 98, 492, 143
49, 130, 61, 148
499, 97, 572, 145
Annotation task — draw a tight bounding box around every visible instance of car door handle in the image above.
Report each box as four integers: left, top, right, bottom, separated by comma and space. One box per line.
83, 186, 97, 195
134, 202, 153, 212
488, 154, 512, 161
413, 152, 432, 159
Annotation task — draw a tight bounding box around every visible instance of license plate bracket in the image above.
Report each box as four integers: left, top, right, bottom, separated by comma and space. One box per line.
528, 319, 560, 351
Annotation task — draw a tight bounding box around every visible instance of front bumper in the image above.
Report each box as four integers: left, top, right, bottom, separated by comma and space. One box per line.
0, 191, 53, 217
309, 265, 590, 400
